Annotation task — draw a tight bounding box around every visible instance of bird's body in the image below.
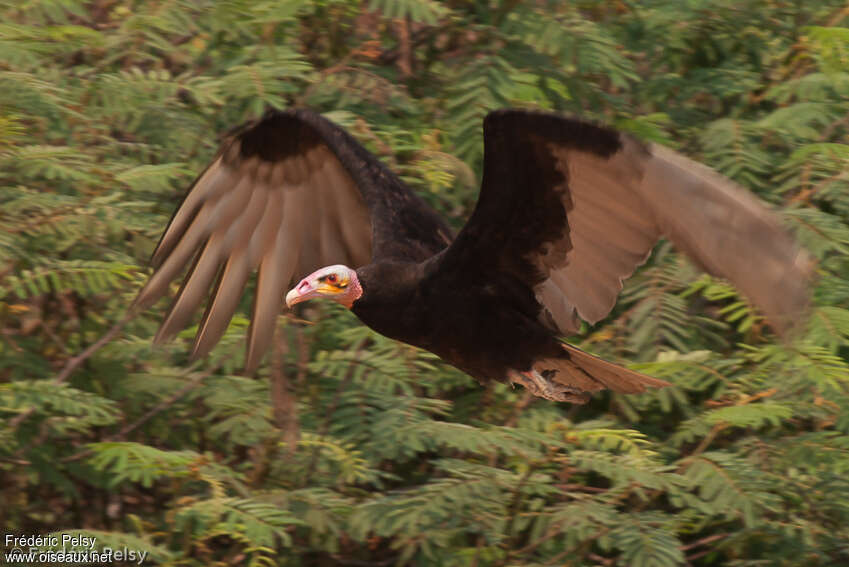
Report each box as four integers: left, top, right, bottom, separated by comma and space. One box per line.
354, 258, 559, 383
136, 108, 812, 403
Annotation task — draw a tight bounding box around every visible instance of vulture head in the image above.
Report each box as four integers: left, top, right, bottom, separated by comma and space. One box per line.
285, 264, 362, 309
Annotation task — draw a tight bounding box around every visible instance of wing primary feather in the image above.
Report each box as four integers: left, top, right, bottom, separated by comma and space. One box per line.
136, 165, 255, 309
315, 171, 351, 266
241, 187, 285, 373
568, 228, 648, 281
294, 185, 324, 278
191, 183, 271, 358
135, 199, 221, 310
640, 144, 813, 335
245, 188, 306, 373
246, 186, 285, 270
563, 150, 652, 228
321, 158, 372, 266
191, 255, 254, 359
567, 194, 658, 253
151, 159, 235, 268
518, 121, 813, 337
154, 235, 223, 344
155, 176, 260, 346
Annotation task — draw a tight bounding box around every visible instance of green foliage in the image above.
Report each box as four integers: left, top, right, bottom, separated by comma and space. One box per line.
2, 1, 849, 566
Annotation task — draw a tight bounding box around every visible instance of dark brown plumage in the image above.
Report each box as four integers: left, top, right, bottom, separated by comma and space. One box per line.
135, 108, 813, 403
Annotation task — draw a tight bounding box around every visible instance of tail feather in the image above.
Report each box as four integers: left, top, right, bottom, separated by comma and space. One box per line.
534, 343, 670, 397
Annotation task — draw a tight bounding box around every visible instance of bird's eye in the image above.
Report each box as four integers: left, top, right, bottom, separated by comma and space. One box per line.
327, 274, 338, 283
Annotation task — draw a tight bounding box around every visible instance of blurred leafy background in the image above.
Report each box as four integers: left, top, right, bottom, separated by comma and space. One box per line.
2, 0, 849, 565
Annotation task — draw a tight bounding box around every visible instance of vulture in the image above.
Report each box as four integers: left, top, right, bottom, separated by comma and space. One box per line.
134, 108, 812, 403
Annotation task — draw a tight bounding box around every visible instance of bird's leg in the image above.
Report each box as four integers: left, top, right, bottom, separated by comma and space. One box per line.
508, 369, 589, 403
510, 369, 549, 396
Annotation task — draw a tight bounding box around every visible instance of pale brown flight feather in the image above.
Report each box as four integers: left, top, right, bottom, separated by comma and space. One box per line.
191, 176, 270, 358
538, 137, 813, 338
135, 131, 373, 373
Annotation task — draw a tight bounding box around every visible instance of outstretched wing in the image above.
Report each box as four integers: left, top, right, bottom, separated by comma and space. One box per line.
439, 109, 812, 338
135, 109, 452, 372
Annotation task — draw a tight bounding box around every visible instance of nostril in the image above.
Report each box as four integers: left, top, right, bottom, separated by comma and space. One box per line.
298, 280, 309, 291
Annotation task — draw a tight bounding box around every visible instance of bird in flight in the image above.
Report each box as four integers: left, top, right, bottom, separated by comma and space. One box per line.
134, 109, 812, 403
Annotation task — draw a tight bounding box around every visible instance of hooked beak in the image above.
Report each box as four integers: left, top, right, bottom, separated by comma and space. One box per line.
285, 278, 314, 308
285, 277, 337, 308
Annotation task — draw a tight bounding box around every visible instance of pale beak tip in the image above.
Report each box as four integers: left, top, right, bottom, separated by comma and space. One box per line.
285, 288, 299, 309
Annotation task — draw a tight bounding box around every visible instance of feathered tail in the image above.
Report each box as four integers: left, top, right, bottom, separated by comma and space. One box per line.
524, 343, 670, 403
